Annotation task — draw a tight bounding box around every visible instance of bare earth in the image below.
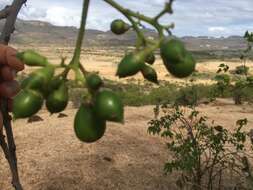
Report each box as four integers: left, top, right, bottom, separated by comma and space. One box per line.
1, 99, 253, 190
1, 46, 253, 189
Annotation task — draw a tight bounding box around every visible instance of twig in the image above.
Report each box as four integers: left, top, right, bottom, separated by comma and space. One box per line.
0, 0, 27, 44
0, 133, 11, 163
0, 6, 11, 20
1, 102, 23, 190
0, 0, 27, 190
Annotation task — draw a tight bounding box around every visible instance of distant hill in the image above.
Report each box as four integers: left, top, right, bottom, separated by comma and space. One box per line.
0, 19, 248, 52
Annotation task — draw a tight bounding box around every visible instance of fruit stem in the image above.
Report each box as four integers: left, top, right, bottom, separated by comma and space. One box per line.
153, 0, 174, 21
104, 0, 146, 48
79, 62, 89, 76
104, 0, 153, 24
128, 16, 146, 48
139, 37, 164, 61
65, 0, 90, 78
104, 0, 172, 45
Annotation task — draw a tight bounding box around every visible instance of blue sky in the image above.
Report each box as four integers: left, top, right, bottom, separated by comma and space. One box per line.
1, 0, 253, 37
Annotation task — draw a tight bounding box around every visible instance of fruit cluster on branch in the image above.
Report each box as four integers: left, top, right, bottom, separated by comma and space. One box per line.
12, 0, 196, 143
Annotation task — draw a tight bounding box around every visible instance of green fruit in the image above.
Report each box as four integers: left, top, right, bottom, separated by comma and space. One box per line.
110, 19, 130, 35
48, 76, 63, 90
116, 53, 145, 78
31, 65, 55, 85
22, 66, 55, 91
141, 64, 158, 84
165, 52, 196, 78
145, 53, 155, 65
21, 74, 44, 90
86, 73, 103, 91
94, 90, 124, 122
74, 104, 106, 143
46, 82, 69, 114
43, 76, 64, 98
16, 50, 49, 67
160, 38, 186, 63
13, 89, 43, 119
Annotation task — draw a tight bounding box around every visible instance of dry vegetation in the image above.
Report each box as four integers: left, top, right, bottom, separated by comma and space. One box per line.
1, 45, 253, 189
13, 45, 253, 84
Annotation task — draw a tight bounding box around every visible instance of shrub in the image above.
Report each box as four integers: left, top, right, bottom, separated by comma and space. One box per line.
148, 104, 253, 189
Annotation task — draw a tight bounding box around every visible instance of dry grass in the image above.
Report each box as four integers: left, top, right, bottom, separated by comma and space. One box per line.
13, 45, 253, 85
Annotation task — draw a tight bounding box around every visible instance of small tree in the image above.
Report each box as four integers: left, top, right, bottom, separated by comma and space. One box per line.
148, 104, 253, 189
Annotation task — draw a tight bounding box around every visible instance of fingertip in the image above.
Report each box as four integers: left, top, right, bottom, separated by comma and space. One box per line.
5, 46, 24, 71
7, 55, 25, 71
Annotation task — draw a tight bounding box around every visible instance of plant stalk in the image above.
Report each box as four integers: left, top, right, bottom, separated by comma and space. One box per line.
64, 0, 90, 79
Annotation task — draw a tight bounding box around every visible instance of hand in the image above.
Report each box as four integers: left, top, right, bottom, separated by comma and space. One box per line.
0, 44, 24, 132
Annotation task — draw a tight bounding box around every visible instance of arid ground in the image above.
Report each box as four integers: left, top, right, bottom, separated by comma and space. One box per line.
1, 46, 253, 190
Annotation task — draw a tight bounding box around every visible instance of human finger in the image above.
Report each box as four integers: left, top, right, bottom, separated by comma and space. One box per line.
0, 80, 20, 98
6, 46, 24, 71
0, 65, 15, 81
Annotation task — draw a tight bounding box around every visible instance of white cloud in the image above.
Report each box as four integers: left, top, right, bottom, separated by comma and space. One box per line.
208, 27, 226, 32
19, 6, 46, 20
1, 0, 253, 37
43, 6, 80, 27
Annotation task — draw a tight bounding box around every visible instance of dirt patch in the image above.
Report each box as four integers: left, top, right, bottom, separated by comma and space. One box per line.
1, 101, 253, 190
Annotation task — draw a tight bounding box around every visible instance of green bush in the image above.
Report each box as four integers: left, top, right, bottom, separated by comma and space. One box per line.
148, 105, 253, 190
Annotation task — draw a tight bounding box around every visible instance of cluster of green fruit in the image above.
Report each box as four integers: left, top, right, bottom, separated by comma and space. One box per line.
74, 73, 124, 143
111, 19, 196, 81
14, 50, 124, 143
14, 51, 68, 118
12, 19, 196, 144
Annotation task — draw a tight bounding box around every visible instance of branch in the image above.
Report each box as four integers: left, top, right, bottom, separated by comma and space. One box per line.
1, 102, 23, 190
103, 0, 164, 37
0, 0, 27, 44
0, 5, 11, 20
0, 132, 10, 162
103, 0, 146, 48
0, 1, 27, 190
0, 131, 22, 189
103, 0, 174, 37
154, 0, 174, 21
104, 0, 153, 24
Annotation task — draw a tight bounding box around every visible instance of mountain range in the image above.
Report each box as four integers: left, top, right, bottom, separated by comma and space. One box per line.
0, 19, 248, 52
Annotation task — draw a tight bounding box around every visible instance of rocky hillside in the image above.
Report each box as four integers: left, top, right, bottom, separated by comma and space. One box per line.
0, 19, 248, 52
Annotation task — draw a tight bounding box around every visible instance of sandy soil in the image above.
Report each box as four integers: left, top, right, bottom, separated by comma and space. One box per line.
1, 46, 253, 189
14, 45, 253, 85
0, 99, 253, 190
